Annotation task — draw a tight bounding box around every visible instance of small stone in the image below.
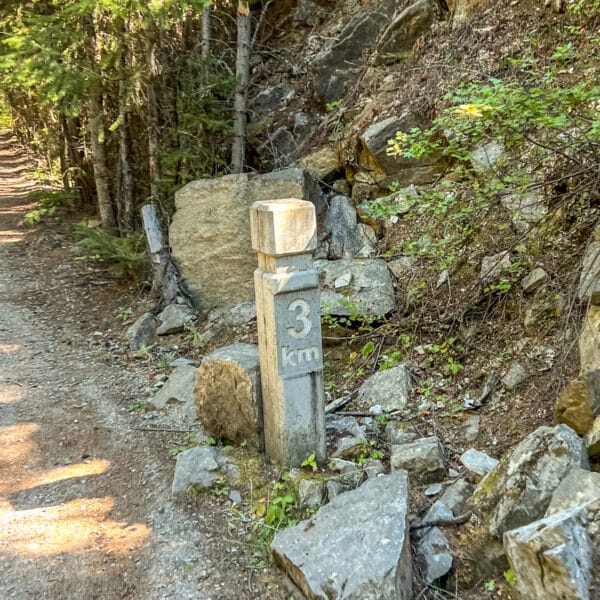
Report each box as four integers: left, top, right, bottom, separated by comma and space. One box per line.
480, 252, 511, 286
169, 357, 196, 368
126, 312, 156, 351
448, 468, 459, 478
328, 458, 362, 486
334, 273, 353, 288
471, 141, 503, 171
298, 479, 325, 509
156, 304, 196, 336
436, 270, 449, 289
364, 459, 385, 478
424, 500, 454, 523
357, 364, 412, 412
502, 363, 528, 390
416, 526, 453, 584
464, 415, 480, 442
384, 422, 418, 446
460, 449, 499, 479
326, 480, 348, 500
387, 256, 417, 279
390, 436, 445, 484
150, 365, 198, 416
228, 490, 242, 504
172, 446, 224, 495
522, 267, 549, 294
424, 483, 443, 496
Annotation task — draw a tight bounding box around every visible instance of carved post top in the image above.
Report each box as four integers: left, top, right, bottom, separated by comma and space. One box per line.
250, 198, 317, 257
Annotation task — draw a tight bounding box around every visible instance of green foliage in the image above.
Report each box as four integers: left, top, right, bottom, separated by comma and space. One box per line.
503, 568, 517, 586
23, 189, 78, 226
75, 223, 146, 280
325, 99, 342, 112
300, 453, 318, 471
321, 299, 378, 333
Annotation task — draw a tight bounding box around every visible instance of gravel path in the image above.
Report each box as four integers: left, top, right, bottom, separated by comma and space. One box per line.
0, 130, 282, 599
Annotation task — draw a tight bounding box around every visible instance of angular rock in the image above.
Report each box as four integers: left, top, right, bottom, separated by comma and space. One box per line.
416, 525, 453, 584
364, 459, 385, 479
480, 251, 511, 287
172, 446, 237, 495
328, 458, 363, 487
470, 141, 503, 171
375, 0, 434, 65
547, 468, 600, 515
297, 145, 341, 181
298, 479, 325, 509
326, 479, 348, 500
390, 436, 445, 484
252, 83, 293, 116
522, 267, 549, 294
311, 5, 396, 104
171, 169, 322, 309
194, 343, 263, 449
294, 0, 326, 27
472, 424, 589, 537
460, 448, 499, 479
151, 365, 198, 420
357, 364, 412, 412
500, 191, 547, 234
579, 305, 600, 372
556, 378, 599, 436
387, 256, 417, 279
156, 304, 196, 336
259, 127, 298, 168
584, 416, 600, 456
324, 196, 377, 260
578, 227, 600, 305
384, 422, 418, 445
464, 415, 480, 442
201, 301, 256, 343
502, 362, 528, 390
326, 415, 367, 459
317, 258, 396, 317
359, 112, 437, 182
271, 471, 412, 599
126, 312, 156, 351
440, 479, 474, 516
424, 483, 443, 496
503, 507, 592, 600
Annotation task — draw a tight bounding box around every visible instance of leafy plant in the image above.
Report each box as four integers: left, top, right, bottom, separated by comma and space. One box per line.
75, 224, 146, 280
24, 189, 78, 225
300, 453, 317, 471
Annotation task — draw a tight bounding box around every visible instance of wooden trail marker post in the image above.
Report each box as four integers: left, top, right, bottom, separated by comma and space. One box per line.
250, 199, 326, 467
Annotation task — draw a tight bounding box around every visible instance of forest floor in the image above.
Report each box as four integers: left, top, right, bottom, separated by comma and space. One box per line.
0, 129, 286, 599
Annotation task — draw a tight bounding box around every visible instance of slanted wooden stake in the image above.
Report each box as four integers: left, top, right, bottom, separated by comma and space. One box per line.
250, 198, 326, 467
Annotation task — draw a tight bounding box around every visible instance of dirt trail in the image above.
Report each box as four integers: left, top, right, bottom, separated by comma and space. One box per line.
0, 130, 279, 599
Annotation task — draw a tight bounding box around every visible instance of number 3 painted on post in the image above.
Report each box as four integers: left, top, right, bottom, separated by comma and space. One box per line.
287, 299, 311, 338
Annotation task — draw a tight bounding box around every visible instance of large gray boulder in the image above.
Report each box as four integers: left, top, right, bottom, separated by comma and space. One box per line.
317, 258, 396, 317
357, 364, 412, 411
194, 343, 263, 449
170, 169, 322, 309
271, 471, 412, 599
547, 468, 600, 515
503, 507, 592, 600
472, 424, 589, 537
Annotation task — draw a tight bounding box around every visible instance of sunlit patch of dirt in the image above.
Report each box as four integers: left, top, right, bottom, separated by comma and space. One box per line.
0, 382, 24, 405
0, 496, 151, 558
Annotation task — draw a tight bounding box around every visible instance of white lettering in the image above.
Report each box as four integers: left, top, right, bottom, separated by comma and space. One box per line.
282, 346, 296, 367
287, 298, 312, 339
298, 346, 320, 364
281, 345, 320, 368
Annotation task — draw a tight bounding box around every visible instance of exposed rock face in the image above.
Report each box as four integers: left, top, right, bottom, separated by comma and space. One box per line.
390, 436, 445, 484
500, 191, 547, 233
271, 471, 412, 599
194, 343, 263, 449
251, 83, 293, 117
503, 507, 592, 600
201, 301, 256, 343
578, 227, 600, 305
317, 258, 396, 317
311, 2, 397, 103
357, 364, 412, 411
170, 169, 322, 309
480, 251, 511, 286
522, 267, 549, 294
324, 195, 378, 259
579, 305, 600, 372
556, 378, 597, 435
376, 0, 435, 65
459, 448, 498, 479
297, 145, 341, 180
472, 424, 588, 537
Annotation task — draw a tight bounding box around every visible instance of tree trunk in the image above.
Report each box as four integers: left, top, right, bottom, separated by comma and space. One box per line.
89, 90, 117, 232
201, 4, 212, 60
140, 204, 192, 310
231, 0, 251, 174
118, 47, 134, 232
147, 37, 160, 202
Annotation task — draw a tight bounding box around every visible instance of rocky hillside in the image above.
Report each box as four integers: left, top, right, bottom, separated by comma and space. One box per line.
127, 1, 600, 598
